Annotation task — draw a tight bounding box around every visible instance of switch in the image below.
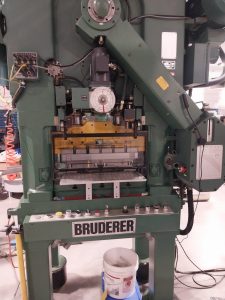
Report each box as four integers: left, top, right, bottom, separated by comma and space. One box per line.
95, 210, 100, 217
104, 205, 109, 216
135, 204, 140, 214
65, 210, 72, 218
178, 165, 188, 175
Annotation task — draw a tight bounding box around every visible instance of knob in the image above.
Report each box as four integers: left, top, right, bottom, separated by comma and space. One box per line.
65, 210, 72, 218
75, 210, 81, 217
55, 212, 64, 218
95, 210, 100, 217
85, 209, 91, 217
104, 205, 109, 216
145, 206, 150, 214
135, 204, 140, 214
122, 206, 129, 214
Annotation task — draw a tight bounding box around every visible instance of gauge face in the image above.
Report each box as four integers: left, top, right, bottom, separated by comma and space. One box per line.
89, 87, 116, 113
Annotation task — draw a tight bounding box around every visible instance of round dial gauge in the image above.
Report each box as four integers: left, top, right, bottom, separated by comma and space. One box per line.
90, 87, 116, 113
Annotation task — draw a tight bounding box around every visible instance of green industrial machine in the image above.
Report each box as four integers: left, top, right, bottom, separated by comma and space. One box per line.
1, 0, 225, 299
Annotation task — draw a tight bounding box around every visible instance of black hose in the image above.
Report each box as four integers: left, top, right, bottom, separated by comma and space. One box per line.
12, 81, 26, 108
63, 76, 85, 87
180, 188, 195, 235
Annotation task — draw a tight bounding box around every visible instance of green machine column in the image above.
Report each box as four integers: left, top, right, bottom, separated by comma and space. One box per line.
25, 241, 52, 300
151, 233, 177, 300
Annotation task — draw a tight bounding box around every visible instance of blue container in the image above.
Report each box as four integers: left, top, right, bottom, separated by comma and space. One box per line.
102, 273, 142, 300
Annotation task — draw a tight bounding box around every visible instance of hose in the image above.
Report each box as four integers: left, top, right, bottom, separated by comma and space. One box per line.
12, 81, 26, 108
15, 233, 28, 300
180, 188, 195, 236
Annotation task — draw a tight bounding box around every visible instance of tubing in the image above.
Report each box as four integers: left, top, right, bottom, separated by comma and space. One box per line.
15, 233, 28, 300
180, 188, 195, 236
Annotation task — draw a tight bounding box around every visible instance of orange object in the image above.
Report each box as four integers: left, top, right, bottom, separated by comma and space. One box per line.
4, 111, 17, 180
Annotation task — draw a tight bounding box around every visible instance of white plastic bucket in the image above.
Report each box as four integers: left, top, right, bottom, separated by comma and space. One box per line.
103, 247, 139, 299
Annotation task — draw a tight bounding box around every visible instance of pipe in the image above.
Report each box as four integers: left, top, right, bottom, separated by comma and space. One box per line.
180, 188, 195, 236
15, 233, 28, 300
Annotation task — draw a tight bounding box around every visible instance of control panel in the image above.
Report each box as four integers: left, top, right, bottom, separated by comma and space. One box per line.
29, 205, 173, 223
12, 52, 38, 80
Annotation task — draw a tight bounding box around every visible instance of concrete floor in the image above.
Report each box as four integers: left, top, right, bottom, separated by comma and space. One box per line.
1, 187, 225, 300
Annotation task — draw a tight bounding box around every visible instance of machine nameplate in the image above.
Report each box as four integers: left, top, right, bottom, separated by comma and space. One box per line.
72, 218, 136, 237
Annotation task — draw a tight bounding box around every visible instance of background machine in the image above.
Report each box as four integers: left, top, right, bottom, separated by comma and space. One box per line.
1, 0, 225, 299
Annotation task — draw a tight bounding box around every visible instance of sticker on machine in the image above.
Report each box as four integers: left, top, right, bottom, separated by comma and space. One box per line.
72, 218, 136, 237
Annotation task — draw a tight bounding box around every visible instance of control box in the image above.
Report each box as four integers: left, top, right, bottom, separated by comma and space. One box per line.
12, 52, 38, 80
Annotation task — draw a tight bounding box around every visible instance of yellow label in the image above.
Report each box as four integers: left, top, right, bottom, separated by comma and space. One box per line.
156, 76, 169, 91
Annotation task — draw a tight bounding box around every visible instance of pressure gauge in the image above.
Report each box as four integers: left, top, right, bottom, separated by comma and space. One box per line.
89, 87, 116, 113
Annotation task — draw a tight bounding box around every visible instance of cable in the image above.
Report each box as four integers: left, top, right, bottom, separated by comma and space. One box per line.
10, 64, 27, 81
178, 93, 205, 238
180, 188, 194, 235
7, 235, 18, 269
0, 242, 9, 246
63, 76, 85, 87
59, 49, 94, 69
33, 64, 48, 71
12, 81, 26, 108
180, 93, 204, 141
194, 144, 205, 215
6, 217, 18, 269
13, 283, 20, 299
130, 14, 191, 23
175, 239, 225, 289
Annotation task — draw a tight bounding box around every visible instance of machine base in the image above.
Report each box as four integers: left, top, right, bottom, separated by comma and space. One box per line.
52, 255, 67, 291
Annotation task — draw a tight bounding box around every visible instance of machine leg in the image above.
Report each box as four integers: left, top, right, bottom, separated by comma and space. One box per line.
152, 232, 176, 300
51, 246, 60, 267
25, 241, 53, 300
135, 236, 149, 285
51, 245, 67, 290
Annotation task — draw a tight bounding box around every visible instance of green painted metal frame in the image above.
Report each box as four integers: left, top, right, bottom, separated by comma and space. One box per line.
23, 209, 179, 300
2, 1, 225, 299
